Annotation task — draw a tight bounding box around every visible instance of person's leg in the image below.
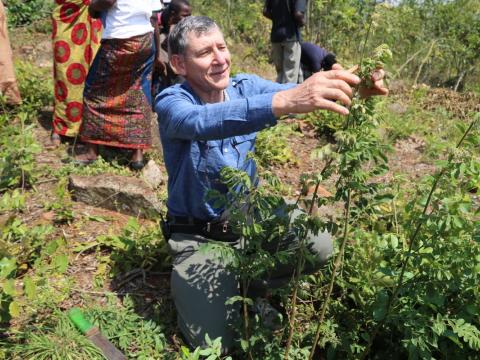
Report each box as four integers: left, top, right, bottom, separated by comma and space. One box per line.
271, 42, 284, 83
168, 234, 239, 352
250, 204, 333, 296
282, 41, 302, 84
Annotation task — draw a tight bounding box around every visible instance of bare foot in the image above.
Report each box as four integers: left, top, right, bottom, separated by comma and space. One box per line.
130, 149, 145, 170
74, 144, 98, 163
50, 132, 61, 147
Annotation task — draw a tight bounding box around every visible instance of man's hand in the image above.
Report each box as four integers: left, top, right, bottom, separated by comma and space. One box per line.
334, 63, 388, 98
272, 63, 389, 118
272, 68, 361, 116
359, 68, 389, 97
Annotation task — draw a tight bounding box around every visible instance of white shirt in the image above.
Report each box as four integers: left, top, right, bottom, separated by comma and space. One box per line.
102, 0, 163, 39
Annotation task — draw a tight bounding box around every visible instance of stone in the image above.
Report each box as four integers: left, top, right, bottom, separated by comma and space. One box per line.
68, 174, 161, 218
141, 160, 164, 189
388, 102, 408, 114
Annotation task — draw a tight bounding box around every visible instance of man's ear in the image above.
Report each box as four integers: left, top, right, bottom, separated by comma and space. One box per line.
170, 54, 187, 76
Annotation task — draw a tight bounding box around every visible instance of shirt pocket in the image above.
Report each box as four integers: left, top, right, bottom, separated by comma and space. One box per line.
197, 140, 226, 186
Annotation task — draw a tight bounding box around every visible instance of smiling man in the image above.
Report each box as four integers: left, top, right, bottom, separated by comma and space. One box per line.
155, 16, 387, 351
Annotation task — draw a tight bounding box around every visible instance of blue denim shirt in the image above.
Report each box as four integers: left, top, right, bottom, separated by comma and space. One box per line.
154, 74, 294, 221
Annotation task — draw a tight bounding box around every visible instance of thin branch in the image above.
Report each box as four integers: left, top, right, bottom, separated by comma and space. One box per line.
309, 189, 352, 360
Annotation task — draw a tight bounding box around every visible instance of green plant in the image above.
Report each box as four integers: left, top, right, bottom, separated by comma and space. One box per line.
0, 189, 26, 213
5, 0, 53, 28
10, 311, 103, 360
73, 218, 169, 284
255, 123, 300, 167
181, 335, 233, 360
52, 156, 133, 179
0, 113, 41, 191
14, 61, 53, 121
88, 295, 167, 359
44, 179, 75, 225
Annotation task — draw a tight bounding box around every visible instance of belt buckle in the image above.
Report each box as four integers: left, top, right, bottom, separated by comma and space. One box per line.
222, 221, 228, 233
206, 222, 211, 232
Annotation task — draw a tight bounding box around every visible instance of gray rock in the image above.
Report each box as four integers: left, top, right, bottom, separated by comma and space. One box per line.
69, 174, 161, 218
388, 102, 408, 114
141, 160, 164, 189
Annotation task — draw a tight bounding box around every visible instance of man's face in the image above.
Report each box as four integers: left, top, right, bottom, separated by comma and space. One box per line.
171, 4, 192, 25
174, 28, 231, 96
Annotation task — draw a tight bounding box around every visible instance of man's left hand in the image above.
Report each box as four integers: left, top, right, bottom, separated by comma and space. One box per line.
332, 64, 389, 97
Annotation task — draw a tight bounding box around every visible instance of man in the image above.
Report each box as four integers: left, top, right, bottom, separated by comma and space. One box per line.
155, 16, 387, 350
263, 0, 306, 84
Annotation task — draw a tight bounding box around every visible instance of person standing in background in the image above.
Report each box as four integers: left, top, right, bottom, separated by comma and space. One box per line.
76, 0, 161, 170
152, 0, 191, 97
263, 0, 306, 84
0, 0, 22, 105
51, 0, 102, 146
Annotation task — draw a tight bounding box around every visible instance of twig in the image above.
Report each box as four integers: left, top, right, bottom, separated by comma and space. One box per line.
309, 189, 352, 360
414, 40, 436, 86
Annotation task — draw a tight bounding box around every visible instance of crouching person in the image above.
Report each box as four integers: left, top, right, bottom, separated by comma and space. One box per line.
154, 16, 387, 351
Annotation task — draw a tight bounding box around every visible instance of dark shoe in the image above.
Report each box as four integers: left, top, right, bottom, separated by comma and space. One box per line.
130, 160, 145, 171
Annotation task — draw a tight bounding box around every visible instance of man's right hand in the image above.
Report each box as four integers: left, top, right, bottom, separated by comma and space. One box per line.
272, 68, 361, 117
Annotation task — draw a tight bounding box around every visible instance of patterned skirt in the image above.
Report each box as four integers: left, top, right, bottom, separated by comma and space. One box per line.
52, 0, 102, 137
80, 32, 154, 149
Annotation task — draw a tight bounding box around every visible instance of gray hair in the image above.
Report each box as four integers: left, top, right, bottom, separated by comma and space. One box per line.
168, 16, 219, 58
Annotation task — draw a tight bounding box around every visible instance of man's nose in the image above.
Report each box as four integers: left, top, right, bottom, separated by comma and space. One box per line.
212, 48, 226, 64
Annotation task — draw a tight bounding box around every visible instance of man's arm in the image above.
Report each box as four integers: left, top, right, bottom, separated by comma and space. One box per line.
89, 0, 116, 18
156, 93, 279, 141
272, 65, 388, 116
263, 0, 273, 20
294, 0, 306, 26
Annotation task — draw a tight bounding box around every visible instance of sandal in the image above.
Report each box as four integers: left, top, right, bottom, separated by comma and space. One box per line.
129, 160, 145, 171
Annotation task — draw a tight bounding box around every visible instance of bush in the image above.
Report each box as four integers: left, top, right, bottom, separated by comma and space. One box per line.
5, 0, 53, 28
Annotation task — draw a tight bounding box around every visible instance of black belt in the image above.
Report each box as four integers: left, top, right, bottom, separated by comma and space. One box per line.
165, 214, 240, 242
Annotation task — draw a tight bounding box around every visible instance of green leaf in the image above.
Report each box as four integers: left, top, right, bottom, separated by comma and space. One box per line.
372, 291, 389, 321
0, 257, 17, 279
23, 276, 36, 300
54, 254, 69, 273
9, 301, 21, 317
3, 279, 16, 296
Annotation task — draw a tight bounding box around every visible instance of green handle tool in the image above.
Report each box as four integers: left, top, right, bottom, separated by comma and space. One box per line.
68, 307, 127, 360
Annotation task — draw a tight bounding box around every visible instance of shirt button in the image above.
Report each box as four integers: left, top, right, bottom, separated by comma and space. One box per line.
224, 148, 229, 152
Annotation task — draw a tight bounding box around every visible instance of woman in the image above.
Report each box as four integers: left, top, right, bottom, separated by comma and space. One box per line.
0, 1, 22, 105
51, 0, 102, 145
76, 0, 161, 169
